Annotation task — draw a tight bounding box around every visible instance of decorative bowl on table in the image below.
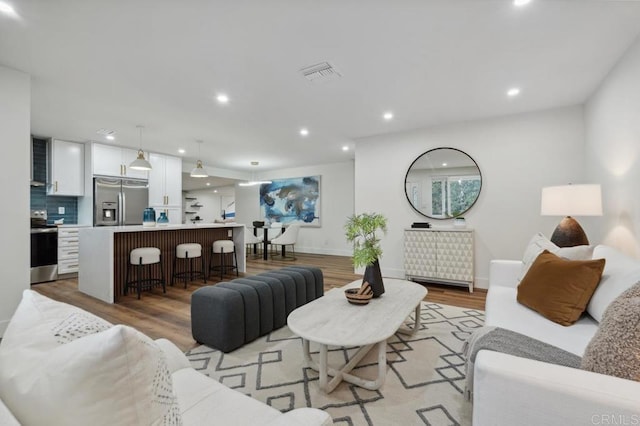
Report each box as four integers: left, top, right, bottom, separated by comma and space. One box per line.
345, 282, 374, 305
253, 221, 265, 228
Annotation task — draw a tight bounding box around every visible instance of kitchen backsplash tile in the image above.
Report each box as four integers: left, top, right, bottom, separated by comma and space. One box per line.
30, 138, 79, 224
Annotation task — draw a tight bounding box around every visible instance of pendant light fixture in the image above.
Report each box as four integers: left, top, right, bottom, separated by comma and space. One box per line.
190, 140, 208, 178
129, 125, 152, 171
238, 161, 272, 186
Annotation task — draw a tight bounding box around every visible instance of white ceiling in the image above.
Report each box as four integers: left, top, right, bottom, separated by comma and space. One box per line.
2, 0, 640, 173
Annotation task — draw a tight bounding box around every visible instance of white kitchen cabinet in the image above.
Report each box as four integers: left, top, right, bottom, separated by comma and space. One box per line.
48, 139, 84, 196
57, 226, 83, 276
149, 153, 182, 219
92, 143, 149, 179
404, 228, 474, 292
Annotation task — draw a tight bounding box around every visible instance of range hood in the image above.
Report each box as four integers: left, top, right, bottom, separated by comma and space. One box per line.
30, 136, 46, 187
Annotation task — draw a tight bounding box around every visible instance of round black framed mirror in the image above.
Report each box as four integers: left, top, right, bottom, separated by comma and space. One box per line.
404, 147, 482, 219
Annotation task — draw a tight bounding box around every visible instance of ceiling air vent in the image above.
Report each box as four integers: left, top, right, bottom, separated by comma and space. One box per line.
96, 128, 116, 140
300, 62, 341, 83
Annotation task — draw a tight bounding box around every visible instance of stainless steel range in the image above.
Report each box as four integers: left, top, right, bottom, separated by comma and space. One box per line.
30, 210, 58, 284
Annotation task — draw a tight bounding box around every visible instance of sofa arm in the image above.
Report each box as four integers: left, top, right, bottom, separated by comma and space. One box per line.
489, 260, 521, 289
155, 338, 193, 374
0, 398, 19, 426
473, 351, 640, 426
264, 408, 332, 426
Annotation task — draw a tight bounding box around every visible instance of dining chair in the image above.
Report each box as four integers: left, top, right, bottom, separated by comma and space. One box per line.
269, 223, 301, 260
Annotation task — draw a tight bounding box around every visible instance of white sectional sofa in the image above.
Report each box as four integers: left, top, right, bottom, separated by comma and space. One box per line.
0, 290, 331, 426
473, 245, 640, 425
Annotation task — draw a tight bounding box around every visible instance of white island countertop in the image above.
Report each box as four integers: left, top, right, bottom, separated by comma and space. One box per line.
91, 222, 245, 233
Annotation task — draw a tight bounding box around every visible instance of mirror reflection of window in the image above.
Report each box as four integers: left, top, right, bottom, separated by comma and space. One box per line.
405, 148, 482, 220
431, 178, 445, 217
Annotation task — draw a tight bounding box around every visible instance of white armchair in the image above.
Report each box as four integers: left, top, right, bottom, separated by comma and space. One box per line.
270, 223, 300, 260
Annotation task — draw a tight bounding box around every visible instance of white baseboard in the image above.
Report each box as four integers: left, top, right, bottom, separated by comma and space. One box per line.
296, 247, 352, 257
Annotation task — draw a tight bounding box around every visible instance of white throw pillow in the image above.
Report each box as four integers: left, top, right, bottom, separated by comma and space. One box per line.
0, 291, 182, 426
519, 233, 594, 281
587, 245, 640, 322
0, 290, 112, 352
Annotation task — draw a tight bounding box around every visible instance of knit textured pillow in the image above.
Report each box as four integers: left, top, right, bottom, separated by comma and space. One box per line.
581, 282, 640, 381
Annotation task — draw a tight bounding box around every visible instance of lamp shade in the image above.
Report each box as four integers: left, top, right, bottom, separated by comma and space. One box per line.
190, 160, 208, 178
540, 184, 602, 217
129, 149, 152, 171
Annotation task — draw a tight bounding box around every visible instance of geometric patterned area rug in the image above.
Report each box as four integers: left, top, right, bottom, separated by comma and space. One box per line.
185, 302, 484, 426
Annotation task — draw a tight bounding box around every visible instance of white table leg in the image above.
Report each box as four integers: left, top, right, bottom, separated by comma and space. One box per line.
302, 339, 312, 368
398, 302, 421, 336
319, 344, 328, 391
305, 341, 387, 393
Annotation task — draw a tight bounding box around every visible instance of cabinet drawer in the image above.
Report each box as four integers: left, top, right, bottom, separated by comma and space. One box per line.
58, 228, 80, 238
58, 245, 79, 260
58, 237, 79, 248
58, 258, 79, 274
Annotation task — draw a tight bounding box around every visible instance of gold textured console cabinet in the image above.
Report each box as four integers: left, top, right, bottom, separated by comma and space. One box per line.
404, 228, 474, 292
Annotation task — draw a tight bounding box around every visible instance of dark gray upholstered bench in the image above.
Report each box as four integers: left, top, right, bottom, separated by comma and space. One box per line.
191, 266, 324, 352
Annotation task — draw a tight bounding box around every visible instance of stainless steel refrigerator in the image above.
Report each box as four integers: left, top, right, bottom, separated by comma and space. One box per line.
94, 177, 149, 226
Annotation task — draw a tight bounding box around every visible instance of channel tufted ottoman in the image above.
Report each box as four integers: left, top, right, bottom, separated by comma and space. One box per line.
191, 266, 324, 352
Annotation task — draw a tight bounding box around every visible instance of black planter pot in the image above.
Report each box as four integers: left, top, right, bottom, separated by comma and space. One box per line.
363, 259, 384, 298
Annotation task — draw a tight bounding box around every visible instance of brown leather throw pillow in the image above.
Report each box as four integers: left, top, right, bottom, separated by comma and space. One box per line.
517, 250, 605, 326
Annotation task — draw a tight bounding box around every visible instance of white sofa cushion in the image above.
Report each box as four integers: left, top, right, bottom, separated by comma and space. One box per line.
171, 368, 282, 425
0, 290, 182, 426
519, 233, 594, 281
587, 245, 640, 322
485, 285, 598, 355
0, 398, 19, 426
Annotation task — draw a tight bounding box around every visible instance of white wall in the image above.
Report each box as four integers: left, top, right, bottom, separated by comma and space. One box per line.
0, 66, 31, 335
235, 161, 354, 256
355, 106, 586, 289
585, 36, 640, 258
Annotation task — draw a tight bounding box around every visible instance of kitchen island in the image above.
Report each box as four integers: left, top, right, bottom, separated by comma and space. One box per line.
78, 223, 245, 303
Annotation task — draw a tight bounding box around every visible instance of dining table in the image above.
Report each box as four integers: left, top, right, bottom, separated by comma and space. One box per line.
253, 225, 288, 260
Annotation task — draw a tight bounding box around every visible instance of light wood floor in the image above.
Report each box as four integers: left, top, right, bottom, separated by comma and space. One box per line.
32, 253, 486, 351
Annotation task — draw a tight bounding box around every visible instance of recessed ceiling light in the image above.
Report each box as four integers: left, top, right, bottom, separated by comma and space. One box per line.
0, 2, 16, 15
513, 0, 531, 6
105, 134, 115, 141
214, 190, 218, 193
178, 148, 185, 154
216, 93, 229, 104
442, 163, 448, 167
342, 146, 349, 151
383, 112, 394, 121
507, 87, 521, 97
206, 182, 210, 186
299, 128, 309, 136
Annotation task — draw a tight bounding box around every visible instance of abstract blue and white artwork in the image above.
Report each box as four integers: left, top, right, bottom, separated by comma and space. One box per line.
260, 176, 321, 227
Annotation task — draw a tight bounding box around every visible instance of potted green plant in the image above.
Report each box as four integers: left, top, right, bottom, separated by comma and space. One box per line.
345, 212, 388, 297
